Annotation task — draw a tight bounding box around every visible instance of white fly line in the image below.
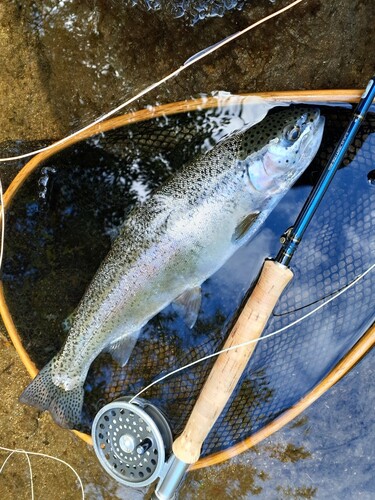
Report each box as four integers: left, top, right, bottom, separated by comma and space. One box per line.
0, 446, 85, 500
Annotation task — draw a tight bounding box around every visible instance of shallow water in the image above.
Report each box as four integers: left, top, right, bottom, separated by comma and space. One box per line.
0, 0, 375, 499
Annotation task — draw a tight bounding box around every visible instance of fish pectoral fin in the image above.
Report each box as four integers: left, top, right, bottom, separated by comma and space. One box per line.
232, 211, 260, 242
173, 286, 202, 329
106, 330, 141, 367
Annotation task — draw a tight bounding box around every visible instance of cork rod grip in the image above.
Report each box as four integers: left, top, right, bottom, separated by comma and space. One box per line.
172, 260, 293, 464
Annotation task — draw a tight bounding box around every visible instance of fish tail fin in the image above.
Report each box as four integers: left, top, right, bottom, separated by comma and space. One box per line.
19, 360, 84, 429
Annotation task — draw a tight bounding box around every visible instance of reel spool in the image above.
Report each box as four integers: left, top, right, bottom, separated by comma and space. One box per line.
92, 397, 173, 488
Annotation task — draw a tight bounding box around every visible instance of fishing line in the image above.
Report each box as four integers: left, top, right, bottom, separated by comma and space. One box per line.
0, 449, 34, 500
0, 0, 304, 163
273, 279, 360, 316
0, 446, 85, 500
130, 262, 375, 403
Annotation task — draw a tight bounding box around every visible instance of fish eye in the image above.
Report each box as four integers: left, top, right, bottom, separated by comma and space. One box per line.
283, 124, 301, 143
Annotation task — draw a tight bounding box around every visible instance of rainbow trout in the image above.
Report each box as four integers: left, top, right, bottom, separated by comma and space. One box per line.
20, 107, 325, 428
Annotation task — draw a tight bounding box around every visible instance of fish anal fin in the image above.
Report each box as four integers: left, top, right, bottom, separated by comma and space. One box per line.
232, 211, 260, 242
106, 330, 141, 367
173, 286, 202, 329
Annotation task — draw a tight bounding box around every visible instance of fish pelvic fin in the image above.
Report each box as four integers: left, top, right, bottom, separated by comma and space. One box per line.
232, 211, 260, 242
19, 360, 84, 430
106, 330, 141, 367
173, 286, 202, 329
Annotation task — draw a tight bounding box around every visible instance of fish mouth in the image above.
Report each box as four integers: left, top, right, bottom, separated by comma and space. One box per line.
301, 107, 324, 134
315, 114, 325, 131
298, 113, 325, 162
306, 107, 322, 127
280, 112, 325, 187
311, 113, 326, 143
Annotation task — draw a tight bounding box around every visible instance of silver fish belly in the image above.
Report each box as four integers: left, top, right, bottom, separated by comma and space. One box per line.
20, 106, 325, 428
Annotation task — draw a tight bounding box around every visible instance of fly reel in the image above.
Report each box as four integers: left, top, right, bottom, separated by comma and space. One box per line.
92, 397, 173, 488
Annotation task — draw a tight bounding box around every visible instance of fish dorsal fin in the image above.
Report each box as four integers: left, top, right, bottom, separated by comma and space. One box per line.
173, 286, 202, 329
232, 211, 260, 242
106, 330, 141, 367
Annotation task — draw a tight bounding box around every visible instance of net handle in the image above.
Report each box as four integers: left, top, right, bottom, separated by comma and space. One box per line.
172, 260, 293, 463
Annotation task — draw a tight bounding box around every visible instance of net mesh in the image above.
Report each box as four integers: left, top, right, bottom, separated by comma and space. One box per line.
2, 105, 375, 457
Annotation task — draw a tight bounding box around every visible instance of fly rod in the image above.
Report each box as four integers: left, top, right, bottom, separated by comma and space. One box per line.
153, 76, 375, 499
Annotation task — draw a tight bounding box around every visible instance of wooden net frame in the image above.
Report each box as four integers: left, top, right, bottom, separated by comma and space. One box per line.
1, 89, 373, 467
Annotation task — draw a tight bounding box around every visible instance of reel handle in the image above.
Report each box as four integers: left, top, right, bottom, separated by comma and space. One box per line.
172, 259, 293, 464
